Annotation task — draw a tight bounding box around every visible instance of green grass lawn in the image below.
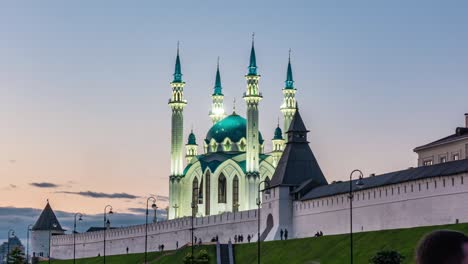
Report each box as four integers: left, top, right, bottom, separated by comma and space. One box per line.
43, 245, 216, 264
44, 223, 468, 264
234, 223, 468, 264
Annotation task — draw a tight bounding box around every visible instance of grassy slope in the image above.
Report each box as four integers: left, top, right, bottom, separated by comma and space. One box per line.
234, 223, 468, 264
44, 245, 216, 264
44, 223, 468, 264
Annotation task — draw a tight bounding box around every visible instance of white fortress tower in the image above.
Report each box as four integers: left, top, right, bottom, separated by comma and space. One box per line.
168, 45, 187, 220
209, 58, 226, 124
280, 51, 297, 137
243, 37, 262, 209
31, 201, 65, 259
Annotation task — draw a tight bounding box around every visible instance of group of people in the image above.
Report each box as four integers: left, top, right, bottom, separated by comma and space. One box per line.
234, 234, 252, 243
279, 229, 289, 240
314, 231, 324, 237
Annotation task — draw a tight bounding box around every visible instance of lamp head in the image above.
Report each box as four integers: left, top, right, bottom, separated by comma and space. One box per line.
78, 215, 83, 221
108, 209, 113, 215
11, 231, 15, 236
356, 175, 364, 188
151, 203, 157, 209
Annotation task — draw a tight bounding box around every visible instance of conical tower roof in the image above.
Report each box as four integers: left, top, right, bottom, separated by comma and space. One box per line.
270, 109, 327, 189
213, 58, 223, 96
173, 43, 183, 83
32, 201, 65, 231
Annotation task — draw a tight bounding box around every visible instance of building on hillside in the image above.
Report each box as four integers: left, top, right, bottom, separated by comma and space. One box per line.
168, 38, 293, 219
414, 114, 468, 166
30, 202, 65, 259
0, 236, 24, 263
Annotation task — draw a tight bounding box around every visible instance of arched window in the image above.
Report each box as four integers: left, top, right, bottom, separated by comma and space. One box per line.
232, 175, 239, 212
198, 178, 203, 204
205, 171, 211, 215
218, 174, 227, 203
265, 176, 271, 194
192, 177, 198, 214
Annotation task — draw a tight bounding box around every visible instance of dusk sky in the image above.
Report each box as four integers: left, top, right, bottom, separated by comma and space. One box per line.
1, 1, 468, 241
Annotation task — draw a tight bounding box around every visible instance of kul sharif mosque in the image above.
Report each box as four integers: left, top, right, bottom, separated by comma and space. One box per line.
168, 38, 297, 219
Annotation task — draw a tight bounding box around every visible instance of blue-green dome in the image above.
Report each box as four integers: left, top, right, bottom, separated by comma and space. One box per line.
205, 113, 264, 144
273, 126, 283, 140
187, 131, 197, 145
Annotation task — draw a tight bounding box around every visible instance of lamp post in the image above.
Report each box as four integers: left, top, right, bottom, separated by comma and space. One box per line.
48, 223, 57, 264
73, 213, 83, 264
26, 224, 33, 264
145, 197, 157, 264
256, 180, 269, 264
103, 205, 113, 264
190, 201, 197, 263
349, 169, 364, 264
6, 229, 14, 264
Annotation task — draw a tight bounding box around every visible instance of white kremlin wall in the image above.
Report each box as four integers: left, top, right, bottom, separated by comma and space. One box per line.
49, 172, 468, 260
50, 209, 257, 259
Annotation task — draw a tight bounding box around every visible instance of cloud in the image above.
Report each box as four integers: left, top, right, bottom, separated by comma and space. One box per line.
30, 182, 60, 188
57, 191, 140, 199
1, 184, 17, 191
127, 207, 167, 215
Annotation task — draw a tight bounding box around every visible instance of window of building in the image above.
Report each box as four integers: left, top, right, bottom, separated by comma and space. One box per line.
232, 175, 239, 212
440, 156, 447, 163
198, 178, 203, 204
434, 180, 437, 189
443, 179, 446, 187
453, 153, 460, 161
462, 176, 464, 185
452, 178, 455, 186
423, 159, 433, 166
426, 182, 429, 189
192, 177, 199, 215
411, 184, 414, 192
419, 183, 421, 191
218, 174, 227, 203
205, 171, 211, 215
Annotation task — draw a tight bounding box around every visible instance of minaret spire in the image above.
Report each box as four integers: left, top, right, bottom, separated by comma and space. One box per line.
173, 41, 183, 83
248, 33, 257, 75
168, 42, 187, 219
209, 57, 226, 124
280, 49, 297, 138
243, 35, 263, 209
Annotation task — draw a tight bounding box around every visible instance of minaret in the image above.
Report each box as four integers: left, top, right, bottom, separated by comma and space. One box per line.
185, 129, 198, 163
168, 43, 187, 219
209, 58, 226, 124
280, 50, 297, 138
271, 120, 285, 167
243, 35, 262, 209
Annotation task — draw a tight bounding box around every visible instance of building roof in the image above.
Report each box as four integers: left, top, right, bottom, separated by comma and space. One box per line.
173, 44, 183, 83
285, 53, 294, 89
301, 159, 468, 201
183, 152, 271, 175
270, 109, 328, 189
213, 59, 223, 96
205, 113, 264, 144
187, 130, 197, 145
414, 127, 468, 152
273, 125, 283, 140
32, 202, 65, 231
248, 38, 257, 75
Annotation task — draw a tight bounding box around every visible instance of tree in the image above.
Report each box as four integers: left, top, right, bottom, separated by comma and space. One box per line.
8, 247, 25, 264
369, 250, 405, 264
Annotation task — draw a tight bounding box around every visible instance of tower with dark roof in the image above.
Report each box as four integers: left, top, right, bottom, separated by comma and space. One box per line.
185, 129, 198, 163
271, 122, 285, 167
31, 201, 65, 259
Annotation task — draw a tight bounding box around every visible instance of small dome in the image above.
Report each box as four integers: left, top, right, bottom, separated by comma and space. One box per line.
205, 113, 263, 145
187, 131, 197, 145
273, 126, 283, 140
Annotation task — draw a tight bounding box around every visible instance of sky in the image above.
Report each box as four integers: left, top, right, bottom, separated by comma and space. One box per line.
1, 0, 468, 243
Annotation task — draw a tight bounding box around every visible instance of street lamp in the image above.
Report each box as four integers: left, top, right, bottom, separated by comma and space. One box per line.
190, 201, 197, 263
73, 213, 83, 264
103, 205, 113, 264
48, 223, 57, 264
256, 180, 269, 264
26, 224, 33, 264
349, 169, 364, 264
145, 196, 157, 264
6, 229, 14, 264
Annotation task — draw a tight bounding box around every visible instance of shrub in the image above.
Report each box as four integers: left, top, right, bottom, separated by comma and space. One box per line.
369, 250, 405, 264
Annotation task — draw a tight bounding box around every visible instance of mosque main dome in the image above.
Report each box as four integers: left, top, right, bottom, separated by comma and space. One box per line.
205, 113, 264, 144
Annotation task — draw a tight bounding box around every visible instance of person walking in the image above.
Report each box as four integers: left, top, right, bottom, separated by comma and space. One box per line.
280, 229, 284, 240
234, 235, 238, 243
284, 229, 288, 240
247, 234, 251, 243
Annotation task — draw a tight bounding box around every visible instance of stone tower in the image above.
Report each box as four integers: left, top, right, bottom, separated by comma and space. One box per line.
280, 51, 297, 137
209, 58, 226, 124
243, 36, 262, 209
168, 44, 187, 219
31, 201, 65, 259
